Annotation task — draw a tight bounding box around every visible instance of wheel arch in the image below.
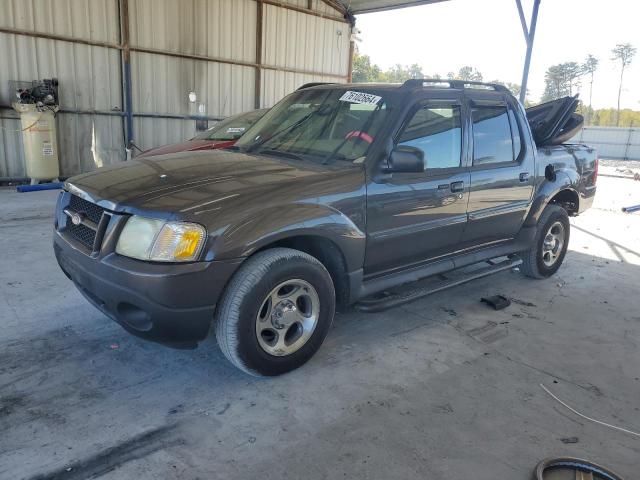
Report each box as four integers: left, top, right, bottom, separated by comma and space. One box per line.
253, 234, 352, 307
524, 172, 579, 227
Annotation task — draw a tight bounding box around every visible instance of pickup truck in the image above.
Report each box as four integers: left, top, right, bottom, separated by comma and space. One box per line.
53, 80, 597, 376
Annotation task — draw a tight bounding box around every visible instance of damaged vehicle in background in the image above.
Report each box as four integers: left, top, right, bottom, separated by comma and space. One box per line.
53, 80, 596, 376
137, 109, 268, 158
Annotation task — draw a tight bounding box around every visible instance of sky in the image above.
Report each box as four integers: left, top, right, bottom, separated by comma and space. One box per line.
355, 0, 640, 109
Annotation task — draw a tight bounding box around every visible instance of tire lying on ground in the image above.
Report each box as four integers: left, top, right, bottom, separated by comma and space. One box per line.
215, 247, 335, 376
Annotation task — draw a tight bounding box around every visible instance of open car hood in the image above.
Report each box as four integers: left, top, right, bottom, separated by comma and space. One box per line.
525, 95, 583, 147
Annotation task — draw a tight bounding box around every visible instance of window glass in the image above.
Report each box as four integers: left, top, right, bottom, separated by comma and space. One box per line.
193, 110, 265, 141
508, 107, 522, 160
398, 105, 462, 170
472, 106, 514, 165
235, 89, 390, 163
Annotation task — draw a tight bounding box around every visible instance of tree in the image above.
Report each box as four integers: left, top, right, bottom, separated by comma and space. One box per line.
351, 52, 382, 83
491, 80, 527, 104
611, 43, 637, 126
581, 54, 598, 125
448, 66, 483, 82
381, 63, 425, 83
541, 62, 583, 101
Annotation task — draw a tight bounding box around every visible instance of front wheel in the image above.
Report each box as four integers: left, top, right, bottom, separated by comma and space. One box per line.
520, 204, 570, 279
214, 248, 335, 376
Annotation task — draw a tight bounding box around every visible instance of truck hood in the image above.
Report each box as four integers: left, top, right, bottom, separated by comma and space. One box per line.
526, 95, 583, 146
65, 150, 354, 219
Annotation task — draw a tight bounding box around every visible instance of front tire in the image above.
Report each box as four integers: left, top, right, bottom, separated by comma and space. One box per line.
520, 204, 570, 279
215, 248, 335, 376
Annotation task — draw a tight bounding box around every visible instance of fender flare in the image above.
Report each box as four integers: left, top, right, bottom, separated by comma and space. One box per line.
210, 203, 366, 272
524, 170, 578, 227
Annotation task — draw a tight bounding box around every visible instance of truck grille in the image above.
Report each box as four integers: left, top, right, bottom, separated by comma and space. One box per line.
66, 221, 98, 249
69, 194, 105, 225
63, 195, 107, 251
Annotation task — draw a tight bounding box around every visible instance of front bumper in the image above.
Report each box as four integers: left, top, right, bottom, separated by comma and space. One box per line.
53, 207, 242, 348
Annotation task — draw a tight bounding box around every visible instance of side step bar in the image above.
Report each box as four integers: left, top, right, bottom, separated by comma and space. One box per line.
354, 257, 522, 313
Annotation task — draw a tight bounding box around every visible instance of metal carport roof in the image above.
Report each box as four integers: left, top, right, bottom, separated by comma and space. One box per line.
334, 0, 448, 14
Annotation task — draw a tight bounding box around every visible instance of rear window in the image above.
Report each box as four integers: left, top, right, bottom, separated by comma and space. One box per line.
472, 106, 514, 165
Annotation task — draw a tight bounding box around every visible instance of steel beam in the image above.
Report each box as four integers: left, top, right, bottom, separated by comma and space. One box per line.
518, 0, 541, 104
255, 1, 264, 109
118, 0, 134, 151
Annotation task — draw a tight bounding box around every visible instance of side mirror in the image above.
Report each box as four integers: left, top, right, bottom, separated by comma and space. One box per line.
386, 146, 425, 173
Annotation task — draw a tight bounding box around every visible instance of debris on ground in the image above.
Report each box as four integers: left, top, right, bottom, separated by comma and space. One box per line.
480, 295, 511, 310
560, 436, 579, 444
109, 343, 119, 350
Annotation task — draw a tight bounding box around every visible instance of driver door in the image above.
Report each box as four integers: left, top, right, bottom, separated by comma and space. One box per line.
365, 97, 470, 276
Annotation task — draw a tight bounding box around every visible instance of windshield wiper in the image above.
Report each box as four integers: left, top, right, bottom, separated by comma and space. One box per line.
256, 148, 304, 161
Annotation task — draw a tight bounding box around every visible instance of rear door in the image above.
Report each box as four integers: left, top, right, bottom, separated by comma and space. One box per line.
460, 92, 534, 245
365, 92, 471, 275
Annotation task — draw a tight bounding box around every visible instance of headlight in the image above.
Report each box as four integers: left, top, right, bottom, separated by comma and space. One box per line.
116, 216, 206, 262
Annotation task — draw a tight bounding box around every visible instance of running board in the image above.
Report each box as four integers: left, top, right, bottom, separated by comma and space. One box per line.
354, 258, 522, 313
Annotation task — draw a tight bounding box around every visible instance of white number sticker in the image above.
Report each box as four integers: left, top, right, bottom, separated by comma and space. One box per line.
226, 127, 246, 134
42, 142, 54, 156
339, 91, 381, 105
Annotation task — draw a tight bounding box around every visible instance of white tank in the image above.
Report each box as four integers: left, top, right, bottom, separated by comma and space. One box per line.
13, 103, 60, 183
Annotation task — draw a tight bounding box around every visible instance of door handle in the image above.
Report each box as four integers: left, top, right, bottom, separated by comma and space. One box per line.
519, 172, 530, 182
450, 181, 464, 193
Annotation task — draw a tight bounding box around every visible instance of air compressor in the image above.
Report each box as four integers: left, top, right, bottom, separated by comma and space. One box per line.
11, 78, 60, 185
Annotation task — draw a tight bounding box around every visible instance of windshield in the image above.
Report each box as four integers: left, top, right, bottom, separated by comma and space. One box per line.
235, 88, 390, 163
193, 110, 265, 141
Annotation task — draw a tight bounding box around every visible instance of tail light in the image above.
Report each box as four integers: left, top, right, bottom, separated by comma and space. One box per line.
593, 156, 598, 185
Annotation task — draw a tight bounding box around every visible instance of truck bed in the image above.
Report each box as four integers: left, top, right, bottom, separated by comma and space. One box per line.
536, 143, 598, 214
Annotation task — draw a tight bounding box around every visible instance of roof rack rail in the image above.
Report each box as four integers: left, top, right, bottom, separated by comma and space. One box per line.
297, 82, 336, 90
402, 79, 510, 93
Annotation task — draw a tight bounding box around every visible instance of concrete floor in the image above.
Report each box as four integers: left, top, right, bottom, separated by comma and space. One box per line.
1, 170, 639, 479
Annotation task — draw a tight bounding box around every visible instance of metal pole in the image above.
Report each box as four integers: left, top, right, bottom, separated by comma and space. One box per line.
519, 0, 541, 105
119, 0, 134, 154
255, 1, 263, 109
623, 124, 633, 160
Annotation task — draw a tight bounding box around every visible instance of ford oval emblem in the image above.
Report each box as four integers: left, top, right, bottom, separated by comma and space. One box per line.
71, 213, 82, 226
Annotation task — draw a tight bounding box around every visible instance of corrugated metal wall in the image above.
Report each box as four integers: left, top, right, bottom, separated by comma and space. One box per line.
0, 0, 123, 179
571, 127, 640, 161
0, 0, 351, 180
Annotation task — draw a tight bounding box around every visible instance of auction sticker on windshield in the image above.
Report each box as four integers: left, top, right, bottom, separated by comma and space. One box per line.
339, 91, 381, 105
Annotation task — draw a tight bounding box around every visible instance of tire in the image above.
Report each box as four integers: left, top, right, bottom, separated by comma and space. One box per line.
214, 248, 335, 376
520, 204, 570, 279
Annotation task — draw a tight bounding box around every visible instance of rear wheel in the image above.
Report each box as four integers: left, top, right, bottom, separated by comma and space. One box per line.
215, 248, 335, 376
520, 204, 570, 279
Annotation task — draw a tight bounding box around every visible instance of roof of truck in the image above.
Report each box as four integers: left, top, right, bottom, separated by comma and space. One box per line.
298, 79, 511, 94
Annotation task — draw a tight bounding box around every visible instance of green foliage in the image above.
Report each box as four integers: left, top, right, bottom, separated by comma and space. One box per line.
380, 63, 425, 82
611, 43, 637, 67
490, 80, 527, 103
541, 62, 583, 101
611, 43, 637, 126
448, 66, 483, 82
588, 108, 640, 127
351, 52, 382, 83
351, 53, 490, 87
582, 54, 598, 76
352, 52, 426, 83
